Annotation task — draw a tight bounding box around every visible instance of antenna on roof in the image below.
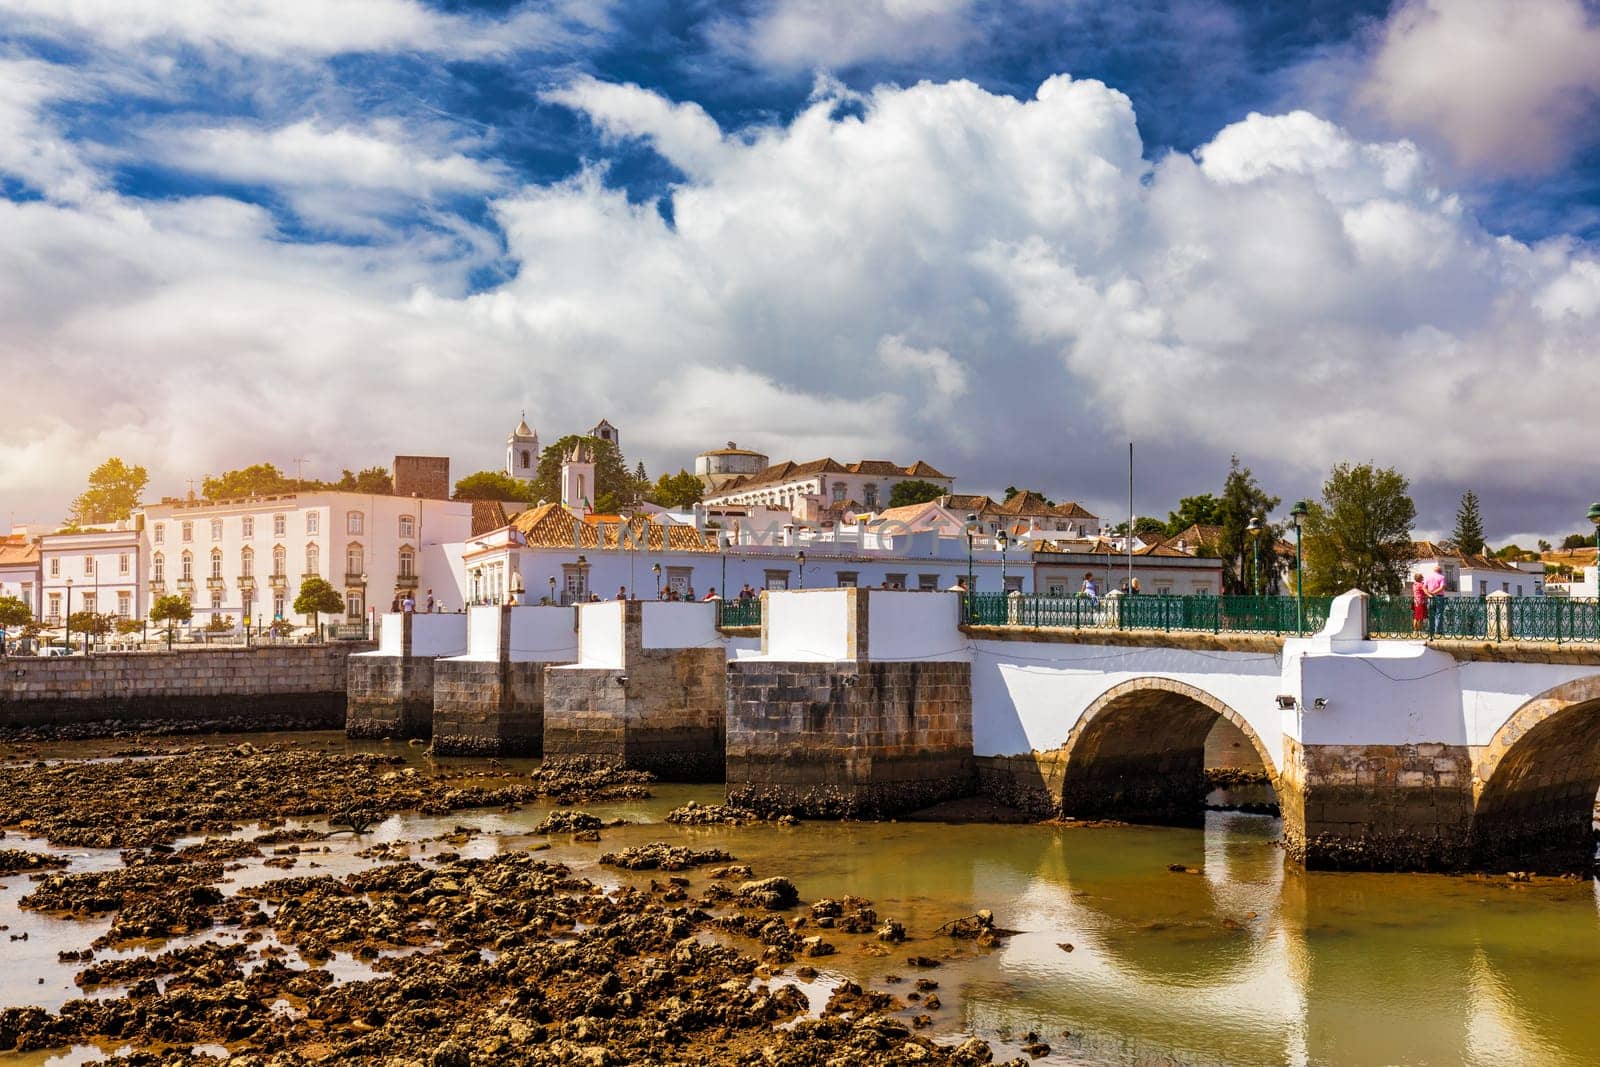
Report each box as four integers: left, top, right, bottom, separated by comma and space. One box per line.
293, 457, 306, 491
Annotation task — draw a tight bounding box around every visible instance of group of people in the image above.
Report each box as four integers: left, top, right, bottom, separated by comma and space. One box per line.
391, 589, 440, 614
1411, 564, 1449, 631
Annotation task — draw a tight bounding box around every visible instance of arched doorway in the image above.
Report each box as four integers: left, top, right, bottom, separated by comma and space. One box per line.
1473, 677, 1600, 871
1058, 677, 1277, 823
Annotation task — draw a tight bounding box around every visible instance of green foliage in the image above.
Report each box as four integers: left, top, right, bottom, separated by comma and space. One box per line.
1537, 539, 1552, 553
1111, 516, 1168, 538
1451, 490, 1486, 556
1003, 487, 1054, 506
70, 457, 148, 525
530, 435, 634, 510
1301, 462, 1417, 596
1165, 493, 1223, 535
0, 595, 33, 628
453, 470, 533, 502
335, 467, 392, 494
204, 614, 236, 633
294, 576, 345, 626
1216, 456, 1283, 595
115, 617, 144, 635
887, 479, 948, 509
68, 610, 116, 637
149, 595, 193, 625
1561, 533, 1595, 550
202, 463, 299, 499
1493, 544, 1538, 562
648, 470, 707, 509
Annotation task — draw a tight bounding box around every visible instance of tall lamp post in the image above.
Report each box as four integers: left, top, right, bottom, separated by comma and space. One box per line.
547, 575, 557, 606
795, 550, 806, 589
359, 571, 368, 638
720, 529, 729, 601
1246, 516, 1263, 597
64, 576, 73, 653
1290, 501, 1309, 633
1587, 504, 1600, 603
576, 554, 588, 601
652, 562, 662, 599
965, 513, 977, 594
996, 530, 1010, 592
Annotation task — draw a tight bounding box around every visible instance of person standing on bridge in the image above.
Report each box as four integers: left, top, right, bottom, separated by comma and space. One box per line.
1411, 573, 1428, 633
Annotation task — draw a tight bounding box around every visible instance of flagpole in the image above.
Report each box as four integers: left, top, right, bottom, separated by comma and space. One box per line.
1127, 442, 1134, 594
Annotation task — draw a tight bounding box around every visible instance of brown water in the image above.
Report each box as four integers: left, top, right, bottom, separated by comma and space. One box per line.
4, 734, 1600, 1065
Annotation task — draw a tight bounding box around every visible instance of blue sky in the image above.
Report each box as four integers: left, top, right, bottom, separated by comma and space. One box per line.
2, 0, 1600, 543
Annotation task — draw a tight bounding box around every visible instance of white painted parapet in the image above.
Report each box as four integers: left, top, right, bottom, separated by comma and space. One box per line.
407, 613, 469, 658
509, 606, 580, 663
865, 590, 967, 662
576, 600, 626, 668
763, 588, 854, 661
640, 601, 719, 650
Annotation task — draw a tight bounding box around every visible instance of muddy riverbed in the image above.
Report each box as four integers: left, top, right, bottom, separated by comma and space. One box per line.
3, 732, 1600, 1066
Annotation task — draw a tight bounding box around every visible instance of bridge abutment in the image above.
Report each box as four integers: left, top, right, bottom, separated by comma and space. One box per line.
347, 613, 468, 740
431, 605, 578, 756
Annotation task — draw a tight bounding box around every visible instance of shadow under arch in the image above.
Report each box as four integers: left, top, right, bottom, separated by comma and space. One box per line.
1057, 676, 1277, 823
1472, 675, 1600, 871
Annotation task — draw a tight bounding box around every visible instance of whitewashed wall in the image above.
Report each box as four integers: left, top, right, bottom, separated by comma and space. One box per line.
640, 601, 720, 650
578, 600, 626, 667
465, 605, 502, 659
508, 606, 579, 663
866, 590, 966, 661
764, 589, 853, 661
376, 612, 405, 656
409, 613, 468, 657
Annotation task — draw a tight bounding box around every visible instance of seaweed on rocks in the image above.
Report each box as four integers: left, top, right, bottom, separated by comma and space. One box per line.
598, 842, 734, 871
0, 849, 66, 874
530, 756, 655, 802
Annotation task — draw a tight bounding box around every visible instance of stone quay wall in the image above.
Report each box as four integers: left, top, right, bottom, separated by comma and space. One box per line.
346, 656, 437, 741
431, 660, 546, 757
726, 659, 974, 818
0, 644, 370, 733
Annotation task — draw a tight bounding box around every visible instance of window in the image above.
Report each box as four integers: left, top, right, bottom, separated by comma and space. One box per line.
117, 591, 131, 618
210, 549, 223, 580
273, 593, 286, 620
832, 483, 846, 503
561, 564, 587, 601
305, 512, 318, 536
1502, 581, 1510, 593
836, 571, 858, 587
863, 483, 879, 508
210, 519, 223, 541
82, 593, 96, 613
918, 574, 940, 591
398, 545, 415, 578
346, 592, 363, 618
884, 573, 906, 590
153, 554, 165, 582
520, 449, 531, 470
49, 558, 59, 578
667, 566, 693, 594
119, 553, 129, 576
1003, 576, 1024, 593
763, 570, 790, 591
211, 589, 224, 610
84, 555, 94, 575
346, 543, 364, 578
1154, 582, 1174, 594
242, 516, 254, 538
272, 544, 286, 576
399, 514, 415, 539
241, 546, 254, 577
346, 511, 364, 535
305, 544, 319, 577
181, 521, 193, 543
154, 523, 165, 545
181, 552, 193, 581
47, 593, 61, 622
1047, 582, 1067, 596
20, 582, 32, 611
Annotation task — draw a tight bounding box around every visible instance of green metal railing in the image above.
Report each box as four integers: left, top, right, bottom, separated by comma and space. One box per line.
1369, 594, 1600, 643
961, 593, 1333, 635
720, 598, 762, 628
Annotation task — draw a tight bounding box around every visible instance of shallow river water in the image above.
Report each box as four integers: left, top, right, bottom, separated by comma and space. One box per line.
4, 733, 1600, 1066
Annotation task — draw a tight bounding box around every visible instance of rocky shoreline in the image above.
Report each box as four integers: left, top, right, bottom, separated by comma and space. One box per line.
0, 741, 1028, 1065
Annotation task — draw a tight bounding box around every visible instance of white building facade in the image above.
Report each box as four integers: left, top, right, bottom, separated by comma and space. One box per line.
39, 524, 143, 625
703, 458, 954, 514
0, 537, 41, 616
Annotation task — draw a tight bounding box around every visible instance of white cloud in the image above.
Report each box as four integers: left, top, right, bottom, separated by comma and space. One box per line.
0, 0, 610, 60
708, 0, 977, 70
1359, 0, 1600, 174
4, 70, 1600, 533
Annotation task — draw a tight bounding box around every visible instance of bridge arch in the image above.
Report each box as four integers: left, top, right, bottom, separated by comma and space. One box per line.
1057, 676, 1277, 822
1472, 675, 1600, 871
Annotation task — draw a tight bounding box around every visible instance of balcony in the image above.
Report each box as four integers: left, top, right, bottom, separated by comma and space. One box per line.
176, 578, 195, 593
392, 574, 419, 589
206, 577, 226, 591
237, 575, 256, 590
269, 572, 288, 589
147, 579, 166, 594
345, 572, 367, 586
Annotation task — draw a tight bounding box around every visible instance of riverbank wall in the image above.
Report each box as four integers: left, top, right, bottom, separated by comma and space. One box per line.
0, 643, 370, 734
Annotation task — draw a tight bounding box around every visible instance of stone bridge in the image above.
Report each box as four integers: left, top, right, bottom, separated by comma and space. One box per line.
345, 588, 1600, 872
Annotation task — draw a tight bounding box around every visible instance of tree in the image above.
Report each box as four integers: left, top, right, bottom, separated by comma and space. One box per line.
1111, 516, 1168, 539
68, 611, 116, 638
887, 479, 947, 509
294, 576, 345, 632
202, 463, 299, 499
453, 470, 532, 502
1561, 533, 1595, 550
1537, 539, 1552, 553
69, 457, 148, 525
0, 596, 32, 629
1165, 493, 1223, 535
1003, 487, 1054, 506
1452, 490, 1486, 556
1216, 456, 1283, 595
335, 467, 392, 494
1301, 462, 1417, 596
648, 470, 706, 509
149, 594, 193, 649
530, 435, 634, 511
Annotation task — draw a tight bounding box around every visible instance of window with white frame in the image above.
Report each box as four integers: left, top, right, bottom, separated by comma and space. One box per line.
1003, 576, 1024, 592
242, 516, 254, 538
273, 593, 285, 619
273, 514, 286, 537
884, 573, 906, 590
49, 558, 59, 577
272, 544, 286, 576
241, 546, 254, 576
181, 521, 193, 542
763, 570, 790, 591
918, 574, 940, 590
153, 554, 164, 582
210, 519, 223, 541
47, 593, 61, 621
398, 545, 415, 578
210, 549, 223, 579
667, 566, 693, 594
82, 593, 96, 613
863, 483, 879, 508
83, 555, 93, 575
346, 592, 362, 618
347, 511, 364, 535
836, 571, 858, 587
119, 553, 129, 576
154, 523, 165, 544
399, 514, 415, 539
117, 591, 130, 618
305, 544, 319, 577
211, 589, 224, 610
181, 552, 193, 580
346, 543, 363, 577
305, 512, 318, 535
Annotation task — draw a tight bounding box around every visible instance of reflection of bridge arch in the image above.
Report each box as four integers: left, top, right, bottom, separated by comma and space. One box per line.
1059, 677, 1277, 822
1472, 675, 1600, 870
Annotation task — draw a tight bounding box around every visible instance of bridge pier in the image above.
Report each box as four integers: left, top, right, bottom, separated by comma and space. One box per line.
431, 605, 578, 756
347, 613, 468, 740
542, 600, 726, 779
725, 589, 973, 818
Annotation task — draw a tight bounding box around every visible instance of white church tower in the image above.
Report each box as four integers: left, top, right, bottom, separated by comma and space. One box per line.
506, 413, 539, 483
560, 440, 596, 514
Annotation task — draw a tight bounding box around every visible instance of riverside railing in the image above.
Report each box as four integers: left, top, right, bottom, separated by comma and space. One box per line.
1369, 594, 1600, 643
719, 598, 762, 628
962, 593, 1334, 636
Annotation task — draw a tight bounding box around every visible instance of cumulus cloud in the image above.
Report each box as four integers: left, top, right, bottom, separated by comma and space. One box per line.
3, 68, 1600, 536
707, 0, 977, 70
0, 0, 611, 60
1360, 0, 1600, 174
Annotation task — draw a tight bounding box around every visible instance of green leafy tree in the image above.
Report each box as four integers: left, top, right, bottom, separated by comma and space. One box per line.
1452, 490, 1486, 556
1301, 462, 1417, 596
1003, 487, 1054, 506
648, 470, 706, 509
68, 611, 116, 638
1561, 533, 1595, 550
1165, 493, 1223, 535
335, 467, 392, 494
69, 457, 148, 525
115, 617, 144, 635
453, 470, 532, 502
294, 576, 345, 631
1111, 516, 1168, 539
1216, 456, 1283, 595
149, 594, 193, 649
0, 596, 31, 629
530, 435, 634, 510
202, 463, 301, 499
887, 479, 948, 508
1537, 539, 1552, 553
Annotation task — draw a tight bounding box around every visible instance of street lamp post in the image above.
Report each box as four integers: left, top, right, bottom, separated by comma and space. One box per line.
548, 575, 557, 606
1587, 504, 1600, 608
65, 577, 73, 653
795, 550, 806, 589
996, 530, 1009, 592
360, 571, 368, 639
720, 529, 729, 602
1290, 501, 1309, 633
965, 513, 977, 594
576, 555, 588, 601
1246, 516, 1264, 598
652, 562, 662, 600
